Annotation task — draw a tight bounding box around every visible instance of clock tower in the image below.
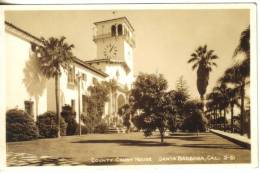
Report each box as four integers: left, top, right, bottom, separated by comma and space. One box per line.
85, 17, 135, 127
86, 17, 135, 88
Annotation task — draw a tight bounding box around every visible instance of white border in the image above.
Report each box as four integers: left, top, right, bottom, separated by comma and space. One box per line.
0, 2, 258, 172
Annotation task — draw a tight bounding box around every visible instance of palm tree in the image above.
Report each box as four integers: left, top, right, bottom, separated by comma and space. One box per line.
232, 26, 250, 135
205, 99, 215, 128
234, 26, 250, 61
207, 89, 223, 130
213, 84, 230, 131
218, 76, 240, 133
206, 90, 219, 129
226, 87, 240, 133
221, 65, 248, 135
188, 45, 218, 112
32, 36, 75, 137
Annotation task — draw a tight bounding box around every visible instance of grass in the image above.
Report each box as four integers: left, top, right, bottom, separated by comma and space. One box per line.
7, 132, 250, 165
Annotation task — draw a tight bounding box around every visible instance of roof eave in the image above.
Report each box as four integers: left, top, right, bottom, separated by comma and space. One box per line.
94, 17, 134, 31
73, 57, 109, 77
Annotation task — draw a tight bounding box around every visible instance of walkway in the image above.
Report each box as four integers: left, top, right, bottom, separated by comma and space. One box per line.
210, 129, 251, 148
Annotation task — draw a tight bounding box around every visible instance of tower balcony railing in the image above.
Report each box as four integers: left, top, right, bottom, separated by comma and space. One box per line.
93, 32, 135, 48
93, 33, 112, 41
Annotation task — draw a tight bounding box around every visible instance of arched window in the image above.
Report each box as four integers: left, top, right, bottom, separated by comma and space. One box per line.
118, 24, 123, 36
111, 25, 116, 36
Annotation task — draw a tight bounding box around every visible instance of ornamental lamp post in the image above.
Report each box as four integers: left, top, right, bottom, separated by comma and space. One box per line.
76, 72, 82, 136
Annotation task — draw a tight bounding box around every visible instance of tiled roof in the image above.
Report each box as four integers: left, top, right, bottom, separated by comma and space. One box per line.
94, 16, 134, 31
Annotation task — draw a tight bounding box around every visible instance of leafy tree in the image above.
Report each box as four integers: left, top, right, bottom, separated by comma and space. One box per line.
175, 76, 189, 112
61, 105, 78, 135
182, 100, 207, 134
82, 80, 110, 131
87, 80, 110, 119
187, 45, 218, 112
32, 36, 75, 137
176, 76, 190, 99
118, 104, 132, 133
164, 90, 178, 133
130, 73, 174, 143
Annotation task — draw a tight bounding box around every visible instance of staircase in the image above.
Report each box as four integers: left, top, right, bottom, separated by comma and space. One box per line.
108, 127, 126, 134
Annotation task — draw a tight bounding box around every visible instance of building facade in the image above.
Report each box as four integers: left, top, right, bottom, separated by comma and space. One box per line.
5, 17, 135, 127
87, 17, 135, 126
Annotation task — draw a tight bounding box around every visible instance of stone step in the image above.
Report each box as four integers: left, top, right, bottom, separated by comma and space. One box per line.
108, 127, 126, 134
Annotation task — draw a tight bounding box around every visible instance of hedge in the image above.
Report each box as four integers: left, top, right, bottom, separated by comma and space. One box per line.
37, 111, 67, 138
6, 109, 38, 142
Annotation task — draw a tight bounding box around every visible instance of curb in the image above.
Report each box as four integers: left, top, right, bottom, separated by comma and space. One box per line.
210, 129, 251, 149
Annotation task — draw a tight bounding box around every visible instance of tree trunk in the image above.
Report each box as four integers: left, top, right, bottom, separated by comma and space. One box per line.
199, 95, 205, 135
231, 104, 234, 133
223, 108, 226, 131
214, 110, 217, 129
159, 128, 164, 143
196, 124, 199, 136
219, 109, 223, 130
240, 82, 245, 135
55, 75, 60, 138
214, 109, 217, 129
200, 95, 205, 113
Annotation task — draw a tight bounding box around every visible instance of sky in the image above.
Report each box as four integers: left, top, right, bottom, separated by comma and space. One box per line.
5, 9, 249, 100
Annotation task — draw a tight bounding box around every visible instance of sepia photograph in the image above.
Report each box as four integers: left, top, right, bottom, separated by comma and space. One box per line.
0, 3, 257, 168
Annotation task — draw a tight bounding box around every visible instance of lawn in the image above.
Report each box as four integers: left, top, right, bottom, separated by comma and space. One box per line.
7, 132, 250, 166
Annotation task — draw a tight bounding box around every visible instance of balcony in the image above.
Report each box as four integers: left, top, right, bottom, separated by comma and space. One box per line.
93, 33, 135, 48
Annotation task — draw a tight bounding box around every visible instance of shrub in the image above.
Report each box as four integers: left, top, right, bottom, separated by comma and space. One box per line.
81, 112, 100, 133
81, 125, 90, 134
37, 111, 67, 138
75, 125, 90, 135
182, 110, 207, 132
6, 109, 38, 142
61, 105, 78, 136
94, 122, 109, 134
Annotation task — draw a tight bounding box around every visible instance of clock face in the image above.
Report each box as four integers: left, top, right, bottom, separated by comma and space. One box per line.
104, 43, 118, 59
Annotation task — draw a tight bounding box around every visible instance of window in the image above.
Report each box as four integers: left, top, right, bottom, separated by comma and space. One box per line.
92, 77, 98, 85
116, 70, 120, 79
111, 25, 116, 36
71, 99, 75, 112
68, 66, 75, 85
82, 95, 88, 113
118, 24, 123, 36
24, 100, 34, 117
82, 73, 87, 81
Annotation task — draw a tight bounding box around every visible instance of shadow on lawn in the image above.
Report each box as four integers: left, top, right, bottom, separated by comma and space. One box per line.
181, 143, 245, 150
148, 135, 204, 141
169, 133, 208, 136
71, 139, 175, 147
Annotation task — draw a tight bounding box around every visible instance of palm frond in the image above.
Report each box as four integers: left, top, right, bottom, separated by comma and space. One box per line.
212, 62, 217, 67
187, 57, 198, 63
233, 26, 250, 57
192, 62, 199, 70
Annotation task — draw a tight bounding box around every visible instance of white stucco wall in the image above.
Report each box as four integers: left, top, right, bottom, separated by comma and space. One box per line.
47, 63, 107, 123
5, 32, 48, 120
